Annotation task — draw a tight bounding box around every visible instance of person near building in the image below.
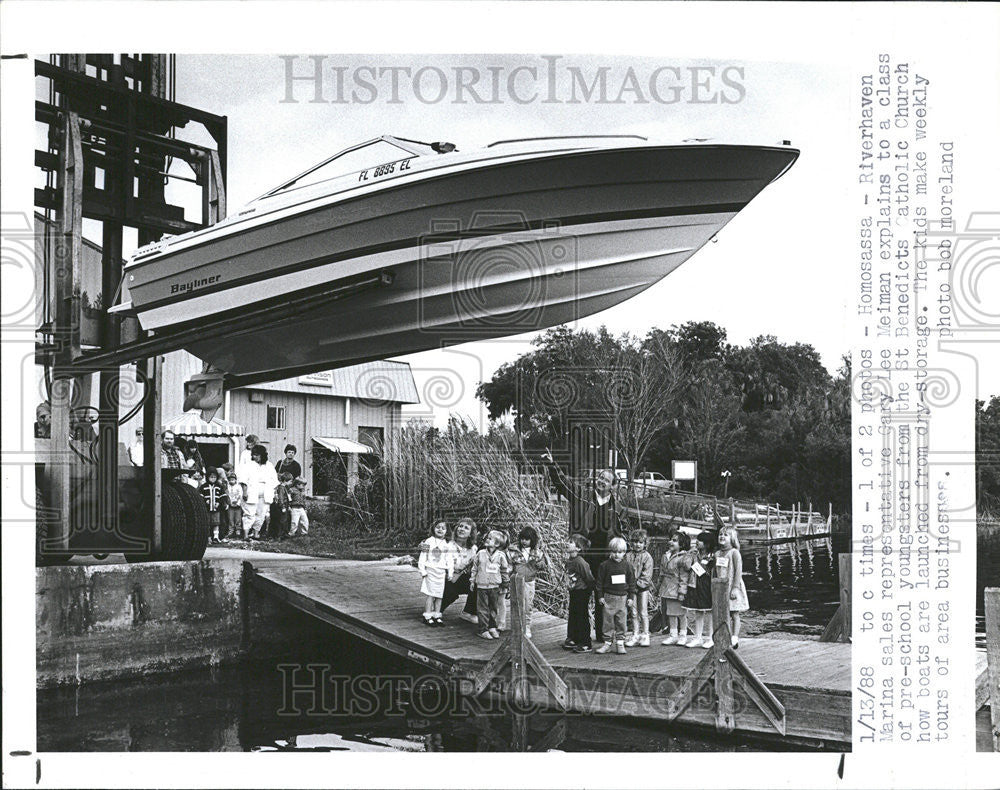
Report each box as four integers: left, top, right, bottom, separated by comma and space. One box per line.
127, 427, 144, 466
238, 444, 277, 540
288, 476, 310, 537
224, 470, 245, 540
268, 472, 293, 540
34, 402, 52, 439
238, 434, 259, 470
184, 439, 206, 478
200, 468, 228, 543
161, 430, 186, 470
275, 444, 302, 480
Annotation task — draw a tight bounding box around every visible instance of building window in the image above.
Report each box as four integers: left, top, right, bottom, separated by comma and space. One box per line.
266, 405, 285, 430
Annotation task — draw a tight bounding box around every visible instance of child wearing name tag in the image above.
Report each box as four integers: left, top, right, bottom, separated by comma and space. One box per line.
716, 526, 749, 648
625, 528, 654, 646
418, 520, 455, 626
683, 531, 717, 649
470, 530, 512, 639
595, 537, 636, 655
658, 530, 694, 645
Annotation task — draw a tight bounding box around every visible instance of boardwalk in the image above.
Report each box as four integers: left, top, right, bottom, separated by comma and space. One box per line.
249, 558, 851, 748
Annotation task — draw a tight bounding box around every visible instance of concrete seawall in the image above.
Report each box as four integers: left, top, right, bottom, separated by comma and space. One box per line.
37, 554, 332, 689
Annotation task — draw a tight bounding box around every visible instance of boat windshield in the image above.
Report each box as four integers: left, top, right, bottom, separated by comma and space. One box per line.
256, 136, 446, 201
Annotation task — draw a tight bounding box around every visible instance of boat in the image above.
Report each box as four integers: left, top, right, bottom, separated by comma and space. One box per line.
111, 135, 799, 382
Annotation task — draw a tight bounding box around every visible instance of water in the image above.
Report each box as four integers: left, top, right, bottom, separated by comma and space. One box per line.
38, 536, 848, 752
736, 536, 846, 639
37, 641, 817, 753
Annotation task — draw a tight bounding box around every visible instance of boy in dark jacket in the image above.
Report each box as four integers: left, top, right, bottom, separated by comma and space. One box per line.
595, 536, 636, 654
562, 533, 596, 653
268, 472, 293, 540
200, 468, 228, 544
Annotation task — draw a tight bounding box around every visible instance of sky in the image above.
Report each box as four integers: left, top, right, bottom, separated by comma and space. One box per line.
166, 54, 854, 426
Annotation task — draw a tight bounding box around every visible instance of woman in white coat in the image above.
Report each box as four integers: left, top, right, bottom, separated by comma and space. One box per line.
238, 444, 277, 539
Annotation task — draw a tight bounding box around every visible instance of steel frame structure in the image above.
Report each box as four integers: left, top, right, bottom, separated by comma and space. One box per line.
34, 54, 227, 558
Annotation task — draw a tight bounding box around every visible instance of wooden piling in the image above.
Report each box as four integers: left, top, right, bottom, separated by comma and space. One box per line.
510, 574, 528, 707
711, 577, 735, 733
820, 553, 852, 643
985, 587, 1000, 752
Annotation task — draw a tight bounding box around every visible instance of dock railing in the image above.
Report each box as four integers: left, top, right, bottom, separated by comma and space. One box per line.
620, 488, 832, 541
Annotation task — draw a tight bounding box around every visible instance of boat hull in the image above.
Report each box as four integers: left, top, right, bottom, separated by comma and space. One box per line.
122, 143, 798, 380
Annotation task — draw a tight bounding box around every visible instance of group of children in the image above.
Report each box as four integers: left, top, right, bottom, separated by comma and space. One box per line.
415, 520, 750, 654
197, 466, 310, 543
416, 520, 543, 639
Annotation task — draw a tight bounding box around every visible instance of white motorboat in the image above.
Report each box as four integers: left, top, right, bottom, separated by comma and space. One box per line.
111, 135, 799, 382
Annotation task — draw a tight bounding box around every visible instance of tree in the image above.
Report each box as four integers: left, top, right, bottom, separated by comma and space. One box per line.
592, 331, 688, 477
977, 396, 1000, 518
673, 360, 745, 485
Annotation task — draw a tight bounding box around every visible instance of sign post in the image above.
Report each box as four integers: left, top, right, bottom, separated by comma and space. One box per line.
672, 460, 698, 494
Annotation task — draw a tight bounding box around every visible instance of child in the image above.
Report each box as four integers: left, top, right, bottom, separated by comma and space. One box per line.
716, 526, 749, 648
625, 528, 654, 646
288, 477, 310, 537
495, 531, 512, 631
225, 471, 246, 540
469, 530, 511, 639
268, 472, 293, 540
657, 531, 694, 645
188, 469, 204, 489
508, 525, 544, 638
199, 468, 228, 544
417, 520, 454, 626
562, 533, 595, 653
683, 531, 717, 649
595, 536, 636, 655
441, 518, 478, 622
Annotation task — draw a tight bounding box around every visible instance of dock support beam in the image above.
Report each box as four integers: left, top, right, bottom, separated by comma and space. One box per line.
472, 574, 568, 707
820, 553, 852, 643
662, 578, 786, 736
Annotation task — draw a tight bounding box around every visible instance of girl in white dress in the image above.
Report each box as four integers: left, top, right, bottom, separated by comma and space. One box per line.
716, 526, 749, 648
418, 520, 454, 626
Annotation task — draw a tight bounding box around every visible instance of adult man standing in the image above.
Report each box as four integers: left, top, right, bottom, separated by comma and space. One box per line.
160, 430, 186, 469
274, 444, 302, 480
580, 469, 626, 644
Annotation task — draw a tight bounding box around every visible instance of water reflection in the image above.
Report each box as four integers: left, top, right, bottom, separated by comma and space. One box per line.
740, 537, 844, 638
38, 646, 817, 753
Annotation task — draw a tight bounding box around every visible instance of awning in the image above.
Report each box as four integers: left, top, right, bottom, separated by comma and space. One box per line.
163, 411, 246, 437
313, 436, 373, 454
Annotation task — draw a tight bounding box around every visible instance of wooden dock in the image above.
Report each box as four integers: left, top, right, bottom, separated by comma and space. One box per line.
248, 558, 851, 748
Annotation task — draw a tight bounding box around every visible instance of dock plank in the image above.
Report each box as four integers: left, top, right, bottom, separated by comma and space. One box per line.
249, 558, 850, 746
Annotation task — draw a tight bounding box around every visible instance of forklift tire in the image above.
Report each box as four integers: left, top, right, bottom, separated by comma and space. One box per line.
125, 484, 187, 562
171, 482, 210, 561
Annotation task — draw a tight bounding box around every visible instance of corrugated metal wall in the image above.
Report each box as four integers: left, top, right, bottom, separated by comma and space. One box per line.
227, 390, 402, 490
